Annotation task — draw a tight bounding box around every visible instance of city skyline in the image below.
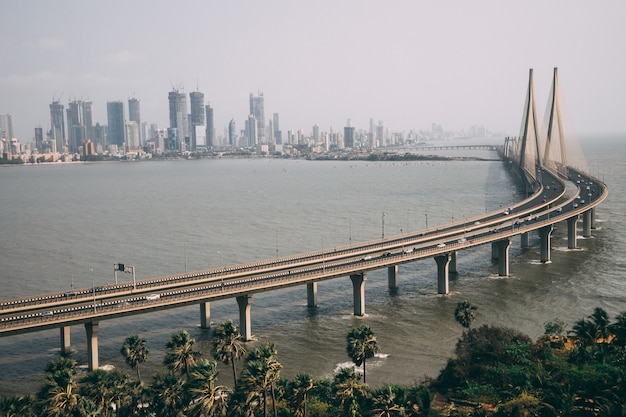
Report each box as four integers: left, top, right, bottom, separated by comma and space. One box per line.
1, 1, 625, 141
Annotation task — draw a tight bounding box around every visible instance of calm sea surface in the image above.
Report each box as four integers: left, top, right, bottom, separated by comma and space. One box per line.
0, 135, 624, 395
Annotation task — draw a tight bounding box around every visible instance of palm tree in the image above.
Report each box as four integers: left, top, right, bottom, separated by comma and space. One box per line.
332, 367, 368, 417
38, 358, 80, 417
239, 343, 283, 417
0, 395, 36, 417
454, 300, 477, 329
370, 385, 405, 417
608, 311, 626, 348
80, 369, 115, 417
287, 373, 314, 417
148, 372, 188, 417
185, 359, 231, 417
121, 334, 149, 381
164, 330, 201, 378
212, 321, 246, 389
346, 325, 380, 384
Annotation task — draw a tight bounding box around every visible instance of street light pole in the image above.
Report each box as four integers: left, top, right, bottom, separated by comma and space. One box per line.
184, 242, 187, 273
382, 212, 385, 239
90, 267, 96, 313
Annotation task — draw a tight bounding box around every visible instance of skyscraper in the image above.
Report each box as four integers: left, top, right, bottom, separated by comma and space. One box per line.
128, 98, 142, 145
249, 92, 265, 143
205, 103, 214, 148
228, 119, 236, 147
168, 89, 189, 148
34, 127, 44, 151
125, 121, 140, 151
0, 113, 14, 140
49, 101, 66, 152
107, 101, 125, 150
66, 100, 85, 152
273, 113, 281, 144
189, 91, 205, 150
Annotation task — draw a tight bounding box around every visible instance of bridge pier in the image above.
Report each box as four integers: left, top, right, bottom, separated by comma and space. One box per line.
236, 295, 253, 341
539, 225, 553, 263
85, 321, 99, 371
591, 208, 596, 229
521, 232, 529, 248
350, 273, 367, 316
60, 326, 71, 355
494, 239, 511, 276
434, 254, 451, 295
567, 216, 579, 249
450, 251, 458, 274
387, 265, 398, 289
582, 210, 592, 237
491, 242, 499, 260
307, 282, 318, 307
200, 302, 211, 329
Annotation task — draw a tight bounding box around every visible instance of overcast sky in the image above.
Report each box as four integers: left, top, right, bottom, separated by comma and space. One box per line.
1, 1, 625, 141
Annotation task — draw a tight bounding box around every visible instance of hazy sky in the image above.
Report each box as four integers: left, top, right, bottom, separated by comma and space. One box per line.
1, 1, 625, 141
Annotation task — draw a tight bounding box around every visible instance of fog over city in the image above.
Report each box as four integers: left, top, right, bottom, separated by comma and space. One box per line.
1, 0, 625, 142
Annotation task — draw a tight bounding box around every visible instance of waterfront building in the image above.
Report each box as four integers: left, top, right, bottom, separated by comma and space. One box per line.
34, 127, 44, 151
128, 98, 142, 145
125, 121, 140, 151
0, 113, 14, 140
228, 119, 236, 147
249, 92, 265, 143
344, 125, 355, 148
273, 112, 281, 144
49, 101, 66, 152
168, 89, 189, 147
205, 103, 214, 148
107, 101, 125, 149
189, 91, 205, 150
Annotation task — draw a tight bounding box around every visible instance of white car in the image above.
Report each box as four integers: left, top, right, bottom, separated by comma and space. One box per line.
437, 243, 446, 248
145, 294, 160, 301
361, 255, 372, 261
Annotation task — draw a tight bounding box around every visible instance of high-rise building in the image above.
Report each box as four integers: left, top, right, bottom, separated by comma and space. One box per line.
228, 119, 236, 147
128, 98, 142, 145
107, 101, 125, 149
168, 89, 189, 147
246, 114, 257, 147
189, 91, 205, 150
34, 127, 44, 151
249, 92, 265, 143
344, 126, 355, 148
94, 123, 107, 149
49, 101, 66, 152
205, 104, 214, 148
0, 113, 15, 140
273, 113, 281, 144
125, 121, 140, 151
66, 100, 86, 152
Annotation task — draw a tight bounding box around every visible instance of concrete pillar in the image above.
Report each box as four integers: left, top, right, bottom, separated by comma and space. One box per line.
539, 225, 553, 263
387, 265, 398, 289
350, 273, 366, 316
450, 251, 458, 274
236, 295, 253, 341
491, 242, 498, 260
200, 302, 211, 329
307, 282, 318, 307
567, 216, 578, 249
521, 232, 529, 248
582, 210, 592, 237
85, 322, 99, 371
60, 326, 71, 355
495, 239, 511, 276
591, 208, 596, 229
434, 254, 451, 295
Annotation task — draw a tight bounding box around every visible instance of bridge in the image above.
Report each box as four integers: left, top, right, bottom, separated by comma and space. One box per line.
0, 68, 608, 371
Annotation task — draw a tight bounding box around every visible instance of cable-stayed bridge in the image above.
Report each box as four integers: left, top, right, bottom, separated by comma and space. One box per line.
0, 68, 608, 371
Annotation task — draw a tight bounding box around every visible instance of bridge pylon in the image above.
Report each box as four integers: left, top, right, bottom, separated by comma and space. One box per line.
541, 67, 568, 176
517, 68, 543, 182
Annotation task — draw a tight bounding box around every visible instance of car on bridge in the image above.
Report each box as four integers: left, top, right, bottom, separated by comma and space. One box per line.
437, 243, 446, 248
145, 294, 160, 301
361, 255, 372, 261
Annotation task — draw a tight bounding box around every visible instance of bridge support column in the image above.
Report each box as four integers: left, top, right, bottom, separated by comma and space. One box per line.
60, 326, 71, 355
521, 232, 529, 248
567, 216, 579, 249
434, 254, 451, 295
582, 210, 592, 237
200, 302, 211, 329
387, 265, 398, 289
539, 225, 553, 263
591, 208, 596, 229
450, 251, 458, 274
495, 239, 511, 276
307, 282, 318, 307
491, 242, 499, 260
236, 295, 253, 341
350, 273, 367, 316
85, 322, 99, 371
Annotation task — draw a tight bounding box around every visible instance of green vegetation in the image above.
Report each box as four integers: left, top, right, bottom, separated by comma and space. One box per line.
2, 307, 626, 416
